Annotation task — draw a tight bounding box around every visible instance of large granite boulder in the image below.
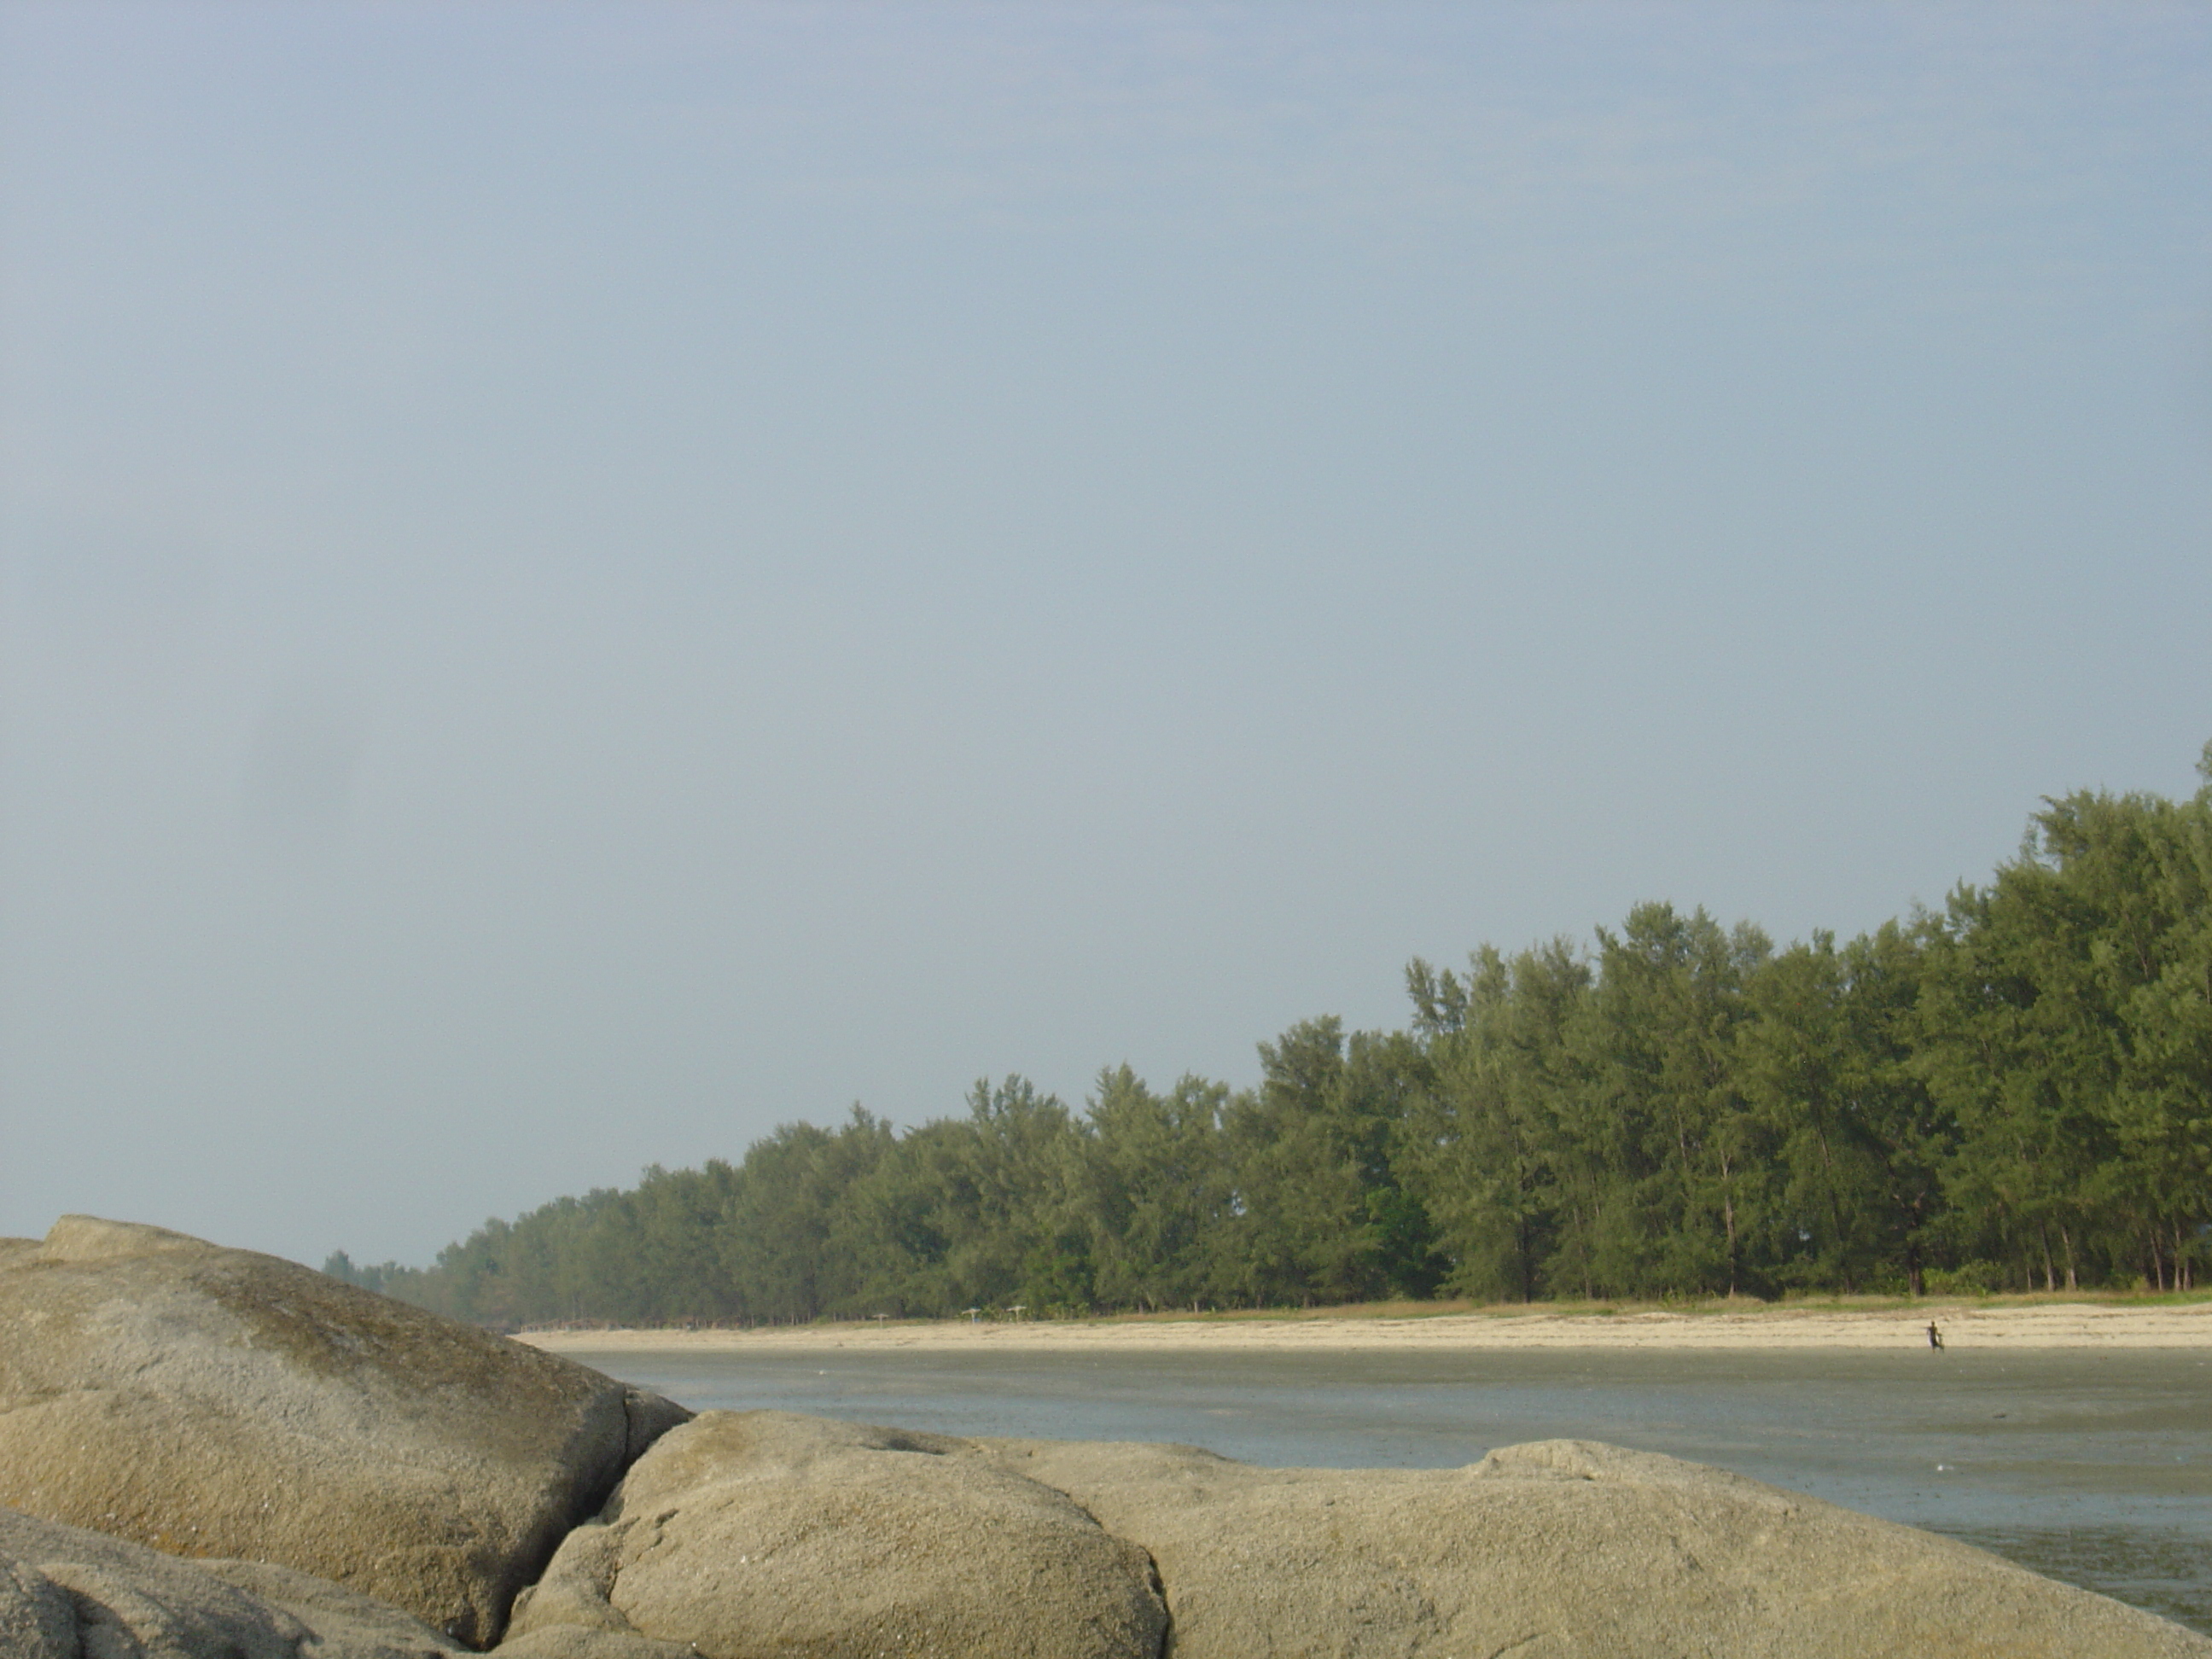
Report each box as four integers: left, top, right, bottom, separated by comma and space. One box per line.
0, 1504, 469, 1658
981, 1434, 2212, 1658
510, 1411, 2209, 1658
0, 1217, 690, 1647
507, 1410, 1168, 1659
492, 1629, 696, 1659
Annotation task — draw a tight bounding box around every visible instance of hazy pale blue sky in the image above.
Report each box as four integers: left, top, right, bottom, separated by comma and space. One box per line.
3, 3, 2208, 1266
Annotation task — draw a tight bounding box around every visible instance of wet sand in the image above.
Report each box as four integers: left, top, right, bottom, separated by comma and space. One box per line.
521, 1298, 2212, 1356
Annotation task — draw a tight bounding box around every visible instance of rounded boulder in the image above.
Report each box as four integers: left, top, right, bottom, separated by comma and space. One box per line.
0, 1217, 690, 1646
508, 1410, 1167, 1659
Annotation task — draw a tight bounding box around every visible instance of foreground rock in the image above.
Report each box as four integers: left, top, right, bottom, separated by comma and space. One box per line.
982, 1434, 2212, 1658
0, 1217, 690, 1646
9, 1214, 2203, 1658
505, 1411, 2211, 1659
492, 1630, 696, 1659
0, 1505, 469, 1658
509, 1411, 1168, 1658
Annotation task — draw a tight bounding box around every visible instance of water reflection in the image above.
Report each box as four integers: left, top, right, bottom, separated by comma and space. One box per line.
568, 1345, 2212, 1634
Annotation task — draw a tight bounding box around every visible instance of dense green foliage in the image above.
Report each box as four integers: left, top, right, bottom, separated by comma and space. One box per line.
329, 754, 2212, 1324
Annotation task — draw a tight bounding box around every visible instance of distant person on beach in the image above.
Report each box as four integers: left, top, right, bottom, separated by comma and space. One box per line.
1927, 1322, 1944, 1350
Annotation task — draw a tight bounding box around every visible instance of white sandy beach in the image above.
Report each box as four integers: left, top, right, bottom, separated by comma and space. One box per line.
518, 1299, 2212, 1356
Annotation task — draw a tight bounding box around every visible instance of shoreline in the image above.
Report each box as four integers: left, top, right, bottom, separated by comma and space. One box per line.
516, 1297, 2212, 1354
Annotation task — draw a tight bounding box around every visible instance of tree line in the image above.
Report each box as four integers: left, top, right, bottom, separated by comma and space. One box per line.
329, 752, 2212, 1325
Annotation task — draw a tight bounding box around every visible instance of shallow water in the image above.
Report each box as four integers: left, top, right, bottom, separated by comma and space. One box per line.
567, 1345, 2212, 1635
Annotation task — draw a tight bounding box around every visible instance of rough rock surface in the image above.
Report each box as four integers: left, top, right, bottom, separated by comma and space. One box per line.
492, 1627, 698, 1659
508, 1410, 1167, 1659
979, 1433, 2212, 1659
0, 1217, 690, 1647
0, 1505, 470, 1658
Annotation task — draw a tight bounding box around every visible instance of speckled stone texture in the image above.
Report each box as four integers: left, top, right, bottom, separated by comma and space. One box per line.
0, 1505, 470, 1658
978, 1433, 2212, 1659
507, 1410, 1168, 1659
0, 1217, 690, 1647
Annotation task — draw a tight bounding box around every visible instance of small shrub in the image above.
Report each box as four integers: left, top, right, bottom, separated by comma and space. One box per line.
1924, 1262, 2000, 1296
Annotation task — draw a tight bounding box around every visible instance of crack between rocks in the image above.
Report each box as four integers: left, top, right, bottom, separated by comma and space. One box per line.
1035, 1480, 1173, 1659
1142, 1544, 1173, 1659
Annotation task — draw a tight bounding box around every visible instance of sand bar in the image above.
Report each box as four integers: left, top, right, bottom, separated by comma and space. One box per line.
519, 1299, 2212, 1355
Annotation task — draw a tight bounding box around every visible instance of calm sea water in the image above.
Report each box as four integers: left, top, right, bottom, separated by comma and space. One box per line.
565, 1344, 2212, 1635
